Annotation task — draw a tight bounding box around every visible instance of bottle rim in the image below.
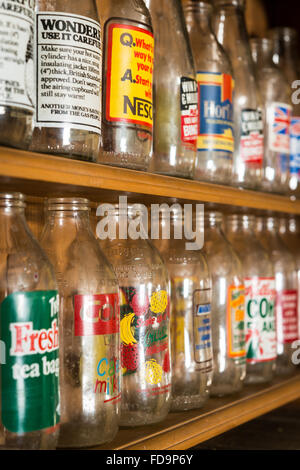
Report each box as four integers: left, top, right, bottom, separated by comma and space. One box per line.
268, 27, 299, 42
45, 197, 90, 211
212, 0, 245, 9
226, 214, 256, 225
0, 192, 25, 208
204, 211, 223, 224
183, 1, 213, 14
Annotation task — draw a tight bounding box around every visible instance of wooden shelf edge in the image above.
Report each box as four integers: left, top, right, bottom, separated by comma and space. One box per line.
92, 374, 300, 451
0, 147, 300, 213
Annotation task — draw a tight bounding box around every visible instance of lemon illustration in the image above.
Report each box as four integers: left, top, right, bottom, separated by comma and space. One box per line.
120, 313, 137, 346
144, 359, 163, 385
150, 290, 168, 314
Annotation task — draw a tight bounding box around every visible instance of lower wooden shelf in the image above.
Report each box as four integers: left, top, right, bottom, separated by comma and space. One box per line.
92, 372, 300, 450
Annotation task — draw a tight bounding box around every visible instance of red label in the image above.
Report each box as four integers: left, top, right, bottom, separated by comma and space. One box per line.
74, 294, 120, 336
240, 133, 264, 164
276, 290, 298, 344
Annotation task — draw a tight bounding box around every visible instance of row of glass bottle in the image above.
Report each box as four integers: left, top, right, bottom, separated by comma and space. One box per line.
2, 0, 300, 195
0, 191, 299, 449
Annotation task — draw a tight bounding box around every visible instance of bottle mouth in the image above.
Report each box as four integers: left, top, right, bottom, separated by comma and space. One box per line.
204, 211, 223, 225
227, 214, 256, 226
46, 197, 90, 212
212, 0, 245, 9
0, 192, 25, 208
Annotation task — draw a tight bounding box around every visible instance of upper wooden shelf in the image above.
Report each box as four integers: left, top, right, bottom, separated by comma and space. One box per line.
92, 373, 300, 451
1, 146, 300, 214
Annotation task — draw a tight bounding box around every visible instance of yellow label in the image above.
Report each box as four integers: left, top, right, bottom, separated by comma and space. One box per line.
105, 22, 154, 128
227, 285, 246, 359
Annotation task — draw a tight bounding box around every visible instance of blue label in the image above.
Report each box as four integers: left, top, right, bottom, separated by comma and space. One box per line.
197, 71, 234, 157
290, 117, 300, 179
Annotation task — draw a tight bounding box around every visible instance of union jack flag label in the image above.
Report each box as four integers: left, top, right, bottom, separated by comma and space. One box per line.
269, 102, 291, 154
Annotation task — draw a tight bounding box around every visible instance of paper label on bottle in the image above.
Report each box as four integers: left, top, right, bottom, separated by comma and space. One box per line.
268, 102, 291, 154
74, 294, 120, 336
240, 108, 264, 164
276, 289, 298, 344
180, 77, 198, 148
227, 285, 246, 359
0, 291, 60, 434
244, 277, 276, 363
290, 117, 300, 179
105, 22, 154, 129
36, 12, 102, 133
0, 0, 35, 111
196, 72, 234, 156
193, 290, 213, 373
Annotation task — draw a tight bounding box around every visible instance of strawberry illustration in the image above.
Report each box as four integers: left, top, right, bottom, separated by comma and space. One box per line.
121, 343, 140, 371
130, 292, 149, 316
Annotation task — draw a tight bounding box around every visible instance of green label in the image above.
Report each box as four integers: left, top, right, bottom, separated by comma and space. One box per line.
1, 290, 60, 433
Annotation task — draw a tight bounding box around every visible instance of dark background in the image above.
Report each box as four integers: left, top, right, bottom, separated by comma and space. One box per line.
264, 0, 300, 48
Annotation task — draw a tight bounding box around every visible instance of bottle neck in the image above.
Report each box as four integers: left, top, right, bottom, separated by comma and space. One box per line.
256, 216, 279, 234
184, 1, 213, 35
250, 38, 275, 68
213, 0, 253, 72
226, 215, 256, 233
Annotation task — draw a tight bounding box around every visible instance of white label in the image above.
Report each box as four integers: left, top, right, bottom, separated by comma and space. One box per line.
36, 12, 101, 133
268, 102, 291, 154
0, 0, 35, 111
244, 277, 276, 363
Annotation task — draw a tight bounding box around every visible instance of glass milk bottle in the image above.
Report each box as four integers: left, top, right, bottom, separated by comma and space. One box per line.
204, 211, 246, 396
98, 0, 153, 170
145, 0, 198, 178
30, 0, 102, 162
184, 1, 234, 185
153, 206, 213, 411
256, 215, 298, 375
40, 198, 120, 448
213, 0, 264, 189
269, 28, 300, 197
0, 193, 60, 450
250, 38, 291, 194
0, 0, 35, 148
97, 202, 171, 426
226, 214, 276, 384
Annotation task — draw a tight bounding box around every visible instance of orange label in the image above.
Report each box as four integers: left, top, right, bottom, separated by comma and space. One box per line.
105, 22, 154, 128
227, 285, 246, 359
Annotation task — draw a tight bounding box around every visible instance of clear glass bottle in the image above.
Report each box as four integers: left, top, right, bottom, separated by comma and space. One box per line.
97, 203, 171, 426
204, 211, 246, 396
226, 214, 276, 384
0, 193, 60, 450
184, 1, 234, 185
0, 0, 35, 149
279, 215, 300, 339
268, 28, 300, 197
98, 0, 154, 170
153, 207, 213, 411
40, 198, 120, 448
255, 215, 298, 375
145, 0, 197, 178
213, 0, 264, 189
250, 38, 291, 195
29, 0, 102, 162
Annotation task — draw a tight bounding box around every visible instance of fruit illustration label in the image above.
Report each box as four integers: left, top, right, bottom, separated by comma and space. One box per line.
36, 12, 102, 133
227, 285, 246, 360
0, 291, 60, 433
268, 102, 291, 154
240, 108, 264, 165
197, 72, 234, 157
244, 278, 276, 363
74, 293, 119, 336
290, 117, 300, 181
276, 290, 298, 344
120, 287, 171, 396
105, 21, 154, 128
180, 77, 198, 148
193, 290, 213, 373
0, 0, 35, 111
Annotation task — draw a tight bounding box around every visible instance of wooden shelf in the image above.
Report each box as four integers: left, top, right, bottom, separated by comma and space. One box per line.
0, 146, 300, 213
92, 373, 300, 450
